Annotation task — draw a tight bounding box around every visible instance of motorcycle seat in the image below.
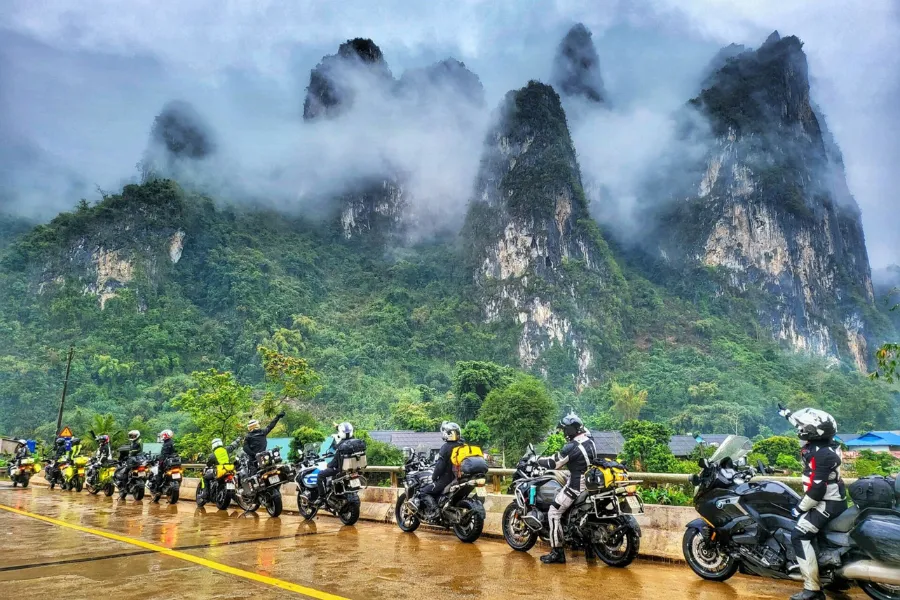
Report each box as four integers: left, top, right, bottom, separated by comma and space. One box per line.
826, 506, 858, 533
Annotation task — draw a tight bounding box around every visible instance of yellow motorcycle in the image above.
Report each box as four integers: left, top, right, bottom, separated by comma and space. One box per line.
10, 458, 37, 488
85, 457, 117, 496
62, 456, 89, 492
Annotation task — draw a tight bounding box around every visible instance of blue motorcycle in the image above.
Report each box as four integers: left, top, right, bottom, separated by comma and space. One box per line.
295, 438, 367, 525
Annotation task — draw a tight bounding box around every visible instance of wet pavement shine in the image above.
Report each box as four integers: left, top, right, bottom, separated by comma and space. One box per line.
0, 483, 866, 599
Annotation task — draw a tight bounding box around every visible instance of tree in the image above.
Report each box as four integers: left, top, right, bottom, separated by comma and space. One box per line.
452, 361, 515, 423
872, 290, 899, 383
479, 374, 556, 460
775, 453, 802, 473
620, 420, 673, 445
543, 431, 566, 454
356, 430, 404, 466
289, 426, 324, 461
258, 345, 322, 415
610, 382, 648, 422
462, 420, 492, 448
752, 436, 800, 465
620, 434, 676, 472
171, 369, 253, 456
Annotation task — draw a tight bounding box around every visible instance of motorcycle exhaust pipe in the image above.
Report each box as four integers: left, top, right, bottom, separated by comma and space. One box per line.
838, 560, 900, 585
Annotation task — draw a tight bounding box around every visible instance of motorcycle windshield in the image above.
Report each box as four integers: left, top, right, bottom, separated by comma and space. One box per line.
707, 435, 752, 464
318, 438, 335, 457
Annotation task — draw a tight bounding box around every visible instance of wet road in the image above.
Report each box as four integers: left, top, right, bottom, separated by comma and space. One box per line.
0, 484, 864, 599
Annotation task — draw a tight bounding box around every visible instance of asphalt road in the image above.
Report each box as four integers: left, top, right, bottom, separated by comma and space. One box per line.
0, 484, 865, 600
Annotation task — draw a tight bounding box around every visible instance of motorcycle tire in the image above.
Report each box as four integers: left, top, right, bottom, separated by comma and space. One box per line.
104, 483, 115, 497
196, 486, 208, 508
22, 476, 29, 488
339, 502, 360, 526
75, 478, 83, 493
297, 491, 318, 521
216, 489, 233, 511
265, 490, 283, 518
592, 521, 640, 568
395, 493, 420, 533
861, 581, 900, 600
682, 527, 739, 581
50, 481, 55, 490
169, 482, 180, 504
134, 486, 145, 501
502, 503, 538, 552
452, 499, 484, 543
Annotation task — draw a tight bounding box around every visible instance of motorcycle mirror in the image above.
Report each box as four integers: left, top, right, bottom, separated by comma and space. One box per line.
698, 458, 710, 469
735, 457, 747, 467
758, 459, 767, 475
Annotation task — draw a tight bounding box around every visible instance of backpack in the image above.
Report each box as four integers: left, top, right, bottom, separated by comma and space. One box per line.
451, 444, 487, 477
850, 476, 896, 510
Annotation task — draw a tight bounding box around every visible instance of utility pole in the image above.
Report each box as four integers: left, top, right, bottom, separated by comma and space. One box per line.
56, 346, 75, 436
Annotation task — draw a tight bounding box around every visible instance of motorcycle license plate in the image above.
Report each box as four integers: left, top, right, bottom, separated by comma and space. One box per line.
171, 473, 181, 480
475, 487, 487, 498
626, 495, 642, 512
268, 475, 280, 484
226, 483, 235, 490
349, 479, 361, 489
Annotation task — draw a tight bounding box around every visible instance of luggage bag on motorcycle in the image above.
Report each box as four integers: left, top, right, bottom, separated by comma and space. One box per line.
586, 458, 628, 491
341, 438, 367, 456
451, 444, 487, 477
850, 476, 896, 510
850, 511, 900, 565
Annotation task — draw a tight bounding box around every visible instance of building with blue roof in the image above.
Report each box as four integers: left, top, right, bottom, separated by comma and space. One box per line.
844, 432, 900, 453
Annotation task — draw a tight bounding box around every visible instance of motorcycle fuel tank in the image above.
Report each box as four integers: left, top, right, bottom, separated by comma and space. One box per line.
735, 481, 800, 520
300, 468, 319, 488
530, 479, 562, 511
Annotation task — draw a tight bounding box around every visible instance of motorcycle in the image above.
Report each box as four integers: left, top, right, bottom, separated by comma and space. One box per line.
296, 446, 368, 526
197, 461, 238, 510
85, 457, 117, 496
235, 448, 293, 517
503, 443, 643, 566
118, 454, 150, 500
683, 435, 900, 600
148, 455, 183, 504
44, 458, 67, 490
62, 456, 89, 492
394, 448, 487, 543
10, 458, 36, 487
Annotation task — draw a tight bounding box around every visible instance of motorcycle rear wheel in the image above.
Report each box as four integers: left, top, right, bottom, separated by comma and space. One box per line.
216, 489, 233, 510
452, 499, 484, 543
861, 582, 900, 600
297, 490, 318, 521
134, 485, 145, 501
169, 482, 180, 504
592, 521, 640, 567
502, 503, 538, 552
104, 483, 114, 497
339, 502, 360, 526
395, 493, 420, 533
682, 527, 739, 581
22, 475, 29, 488
265, 489, 283, 517
74, 477, 83, 493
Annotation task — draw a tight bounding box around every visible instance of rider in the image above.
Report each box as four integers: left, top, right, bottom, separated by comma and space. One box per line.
47, 437, 68, 481
312, 422, 355, 506
535, 412, 596, 565
200, 437, 240, 501
243, 412, 285, 475
417, 421, 464, 517
779, 406, 846, 600
116, 430, 143, 483
154, 429, 176, 487
7, 440, 30, 477
66, 437, 83, 461
94, 435, 113, 462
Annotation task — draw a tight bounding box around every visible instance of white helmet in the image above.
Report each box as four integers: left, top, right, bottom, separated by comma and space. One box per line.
789, 408, 837, 441
247, 419, 260, 432
440, 421, 461, 442
128, 430, 141, 441
17, 439, 27, 446
159, 429, 173, 441
211, 438, 223, 450
336, 422, 354, 442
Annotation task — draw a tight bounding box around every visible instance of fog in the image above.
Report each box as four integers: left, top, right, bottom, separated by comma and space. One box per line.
1, 0, 897, 265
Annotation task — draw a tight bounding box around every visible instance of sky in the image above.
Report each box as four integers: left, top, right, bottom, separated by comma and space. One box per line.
1, 0, 898, 266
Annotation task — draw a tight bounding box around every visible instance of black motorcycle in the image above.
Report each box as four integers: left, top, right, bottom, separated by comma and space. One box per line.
235, 448, 293, 518
43, 458, 67, 490
684, 435, 900, 600
296, 443, 367, 526
117, 453, 150, 500
503, 443, 642, 566
394, 448, 487, 543
147, 455, 183, 504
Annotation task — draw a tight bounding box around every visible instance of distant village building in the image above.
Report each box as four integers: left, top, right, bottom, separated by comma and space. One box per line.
842, 432, 900, 458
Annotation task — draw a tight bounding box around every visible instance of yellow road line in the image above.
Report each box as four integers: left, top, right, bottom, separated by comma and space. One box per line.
0, 503, 348, 600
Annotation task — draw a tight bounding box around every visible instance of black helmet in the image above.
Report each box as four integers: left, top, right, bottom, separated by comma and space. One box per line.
558, 413, 584, 440
96, 435, 110, 445
55, 437, 66, 446
71, 437, 81, 445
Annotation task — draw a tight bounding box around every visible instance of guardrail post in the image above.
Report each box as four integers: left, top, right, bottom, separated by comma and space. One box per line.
492, 473, 501, 493
390, 471, 398, 489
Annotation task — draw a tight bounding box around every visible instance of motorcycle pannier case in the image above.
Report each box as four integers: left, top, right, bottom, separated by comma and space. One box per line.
586, 458, 628, 491
850, 476, 896, 510
451, 444, 487, 477
851, 511, 900, 565
341, 438, 367, 456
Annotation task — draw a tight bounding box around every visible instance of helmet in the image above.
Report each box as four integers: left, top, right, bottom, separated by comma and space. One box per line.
17, 439, 26, 446
247, 419, 260, 432
336, 422, 354, 442
558, 412, 585, 440
55, 437, 66, 446
96, 435, 109, 445
71, 437, 81, 445
159, 429, 173, 441
211, 438, 223, 450
791, 408, 837, 441
128, 430, 141, 441
440, 421, 461, 442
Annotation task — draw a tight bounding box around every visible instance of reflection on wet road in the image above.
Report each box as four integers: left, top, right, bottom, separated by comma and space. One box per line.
0, 484, 865, 599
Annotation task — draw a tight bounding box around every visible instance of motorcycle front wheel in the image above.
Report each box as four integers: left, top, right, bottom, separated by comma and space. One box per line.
682, 527, 739, 581
395, 493, 420, 533
339, 501, 360, 526
502, 503, 538, 552
265, 489, 283, 517
236, 491, 260, 512
861, 582, 900, 600
297, 490, 318, 521
452, 499, 484, 543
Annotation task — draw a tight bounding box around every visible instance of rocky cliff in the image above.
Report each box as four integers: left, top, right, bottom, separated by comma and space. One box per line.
659, 32, 876, 369
463, 81, 625, 388
552, 24, 607, 105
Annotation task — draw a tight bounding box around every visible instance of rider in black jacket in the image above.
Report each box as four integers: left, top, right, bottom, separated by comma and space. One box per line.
416, 421, 463, 516
536, 413, 596, 565
313, 422, 355, 505
780, 406, 845, 600
8, 440, 30, 477
116, 430, 143, 483
243, 412, 285, 475
153, 429, 176, 486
